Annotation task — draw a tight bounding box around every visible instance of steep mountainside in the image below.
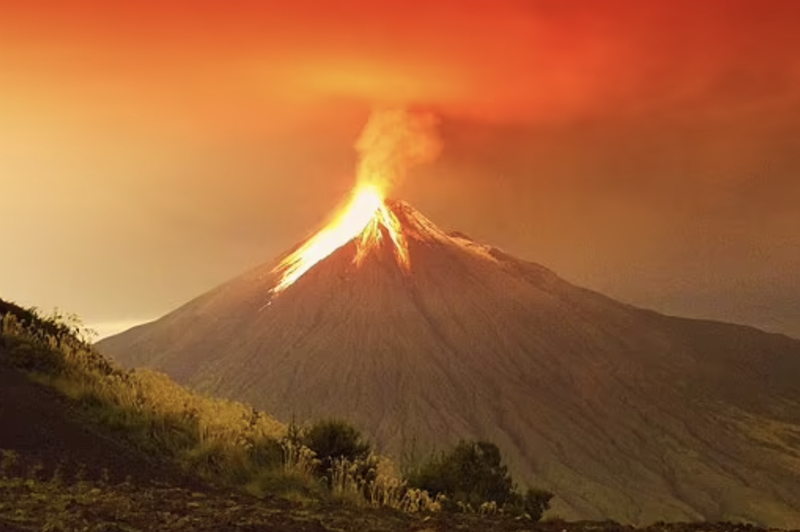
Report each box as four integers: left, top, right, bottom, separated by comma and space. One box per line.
99, 202, 800, 527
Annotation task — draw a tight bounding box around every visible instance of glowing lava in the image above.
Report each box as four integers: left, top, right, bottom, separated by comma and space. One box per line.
271, 184, 409, 294
270, 109, 440, 294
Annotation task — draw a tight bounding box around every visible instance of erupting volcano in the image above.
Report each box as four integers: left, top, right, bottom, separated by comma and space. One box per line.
99, 111, 800, 528
272, 109, 438, 294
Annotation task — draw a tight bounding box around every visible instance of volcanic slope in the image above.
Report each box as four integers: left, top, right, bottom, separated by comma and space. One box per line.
99, 202, 800, 527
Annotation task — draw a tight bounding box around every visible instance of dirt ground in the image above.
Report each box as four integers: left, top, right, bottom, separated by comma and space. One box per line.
0, 360, 195, 486
2, 475, 791, 532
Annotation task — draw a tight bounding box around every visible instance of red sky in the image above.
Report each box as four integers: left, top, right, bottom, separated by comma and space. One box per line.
2, 0, 800, 337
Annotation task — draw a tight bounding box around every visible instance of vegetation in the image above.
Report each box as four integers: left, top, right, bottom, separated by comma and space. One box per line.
0, 448, 419, 532
409, 440, 553, 519
1, 301, 287, 486
1, 448, 777, 532
302, 419, 372, 472
0, 297, 553, 525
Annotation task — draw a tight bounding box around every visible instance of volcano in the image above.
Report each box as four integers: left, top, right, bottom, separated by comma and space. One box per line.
98, 201, 800, 527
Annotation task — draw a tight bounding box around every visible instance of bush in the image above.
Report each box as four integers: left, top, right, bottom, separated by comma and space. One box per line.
409, 440, 552, 519
517, 487, 554, 521
410, 440, 515, 510
301, 419, 371, 474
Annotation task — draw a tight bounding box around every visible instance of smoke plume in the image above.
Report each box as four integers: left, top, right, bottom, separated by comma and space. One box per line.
355, 109, 441, 193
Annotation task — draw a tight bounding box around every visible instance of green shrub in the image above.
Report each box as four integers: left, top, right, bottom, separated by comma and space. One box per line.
302, 419, 371, 474
409, 439, 552, 519
409, 440, 515, 510
519, 487, 554, 521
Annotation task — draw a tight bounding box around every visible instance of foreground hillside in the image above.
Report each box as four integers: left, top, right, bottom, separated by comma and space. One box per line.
4, 298, 800, 531
0, 298, 539, 531
99, 202, 800, 527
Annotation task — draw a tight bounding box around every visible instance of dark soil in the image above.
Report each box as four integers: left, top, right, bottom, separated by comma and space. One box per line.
0, 361, 195, 487
1, 474, 792, 532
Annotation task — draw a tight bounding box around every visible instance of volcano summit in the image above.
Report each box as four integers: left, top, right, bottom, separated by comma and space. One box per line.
99, 200, 800, 527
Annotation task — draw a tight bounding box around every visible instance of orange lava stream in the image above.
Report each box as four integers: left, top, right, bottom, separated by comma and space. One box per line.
271, 184, 409, 294
355, 201, 410, 268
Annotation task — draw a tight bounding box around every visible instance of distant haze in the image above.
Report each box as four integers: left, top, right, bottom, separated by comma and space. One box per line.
91, 320, 153, 341
1, 1, 799, 338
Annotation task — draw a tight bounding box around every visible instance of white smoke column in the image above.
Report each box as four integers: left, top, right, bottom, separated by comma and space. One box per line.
355, 109, 441, 193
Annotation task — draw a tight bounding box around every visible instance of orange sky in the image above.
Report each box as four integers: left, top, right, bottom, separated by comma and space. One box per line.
2, 0, 800, 337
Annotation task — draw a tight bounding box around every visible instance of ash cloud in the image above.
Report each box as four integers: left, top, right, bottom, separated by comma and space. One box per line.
260, 0, 800, 125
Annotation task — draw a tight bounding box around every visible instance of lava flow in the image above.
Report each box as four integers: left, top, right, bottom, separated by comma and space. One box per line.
271, 183, 408, 294
271, 109, 440, 294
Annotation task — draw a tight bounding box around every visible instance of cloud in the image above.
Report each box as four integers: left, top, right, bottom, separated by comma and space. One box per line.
248, 0, 800, 124
0, 0, 800, 129
5, 1, 799, 126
